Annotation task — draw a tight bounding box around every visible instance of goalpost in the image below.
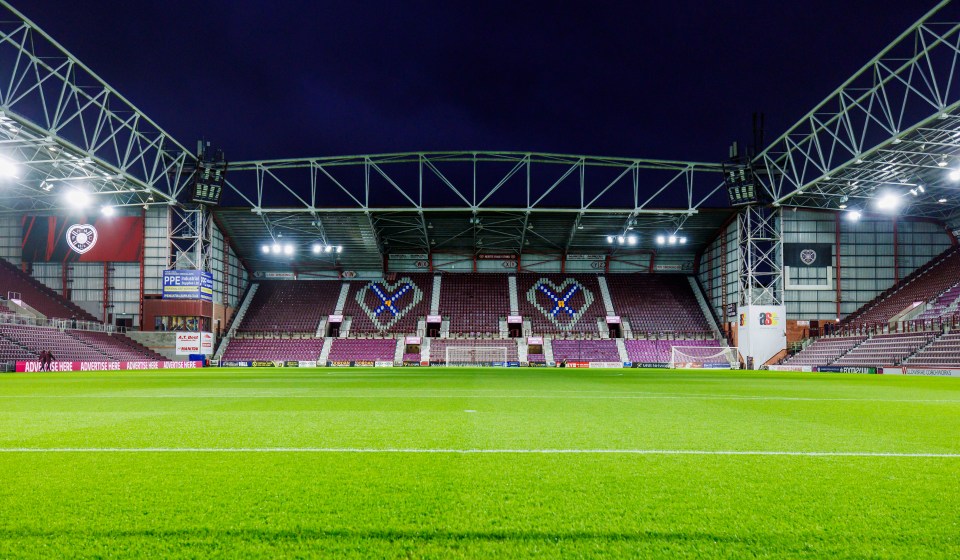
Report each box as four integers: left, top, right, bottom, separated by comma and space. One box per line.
444, 346, 508, 366
669, 346, 740, 369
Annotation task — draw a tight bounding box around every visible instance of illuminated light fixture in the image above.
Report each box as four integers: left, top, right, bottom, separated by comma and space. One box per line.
938, 157, 948, 167
909, 189, 918, 196
325, 245, 333, 253
101, 205, 115, 216
312, 244, 321, 254
627, 235, 637, 246
892, 137, 902, 144
846, 210, 862, 222
336, 246, 342, 253
679, 237, 687, 244
949, 169, 960, 181
576, 224, 584, 230
283, 244, 294, 256
656, 235, 666, 245
64, 189, 91, 208
271, 243, 281, 254
917, 185, 925, 193
668, 235, 677, 245
616, 236, 625, 244
606, 235, 613, 243
876, 193, 901, 211
262, 245, 271, 254
0, 157, 18, 178
939, 198, 948, 203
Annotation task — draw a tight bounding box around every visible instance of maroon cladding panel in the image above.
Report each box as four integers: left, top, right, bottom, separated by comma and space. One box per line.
21, 215, 144, 262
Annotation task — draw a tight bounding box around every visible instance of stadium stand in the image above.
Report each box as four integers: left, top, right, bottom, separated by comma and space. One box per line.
66, 330, 165, 361
906, 332, 960, 366
344, 274, 432, 335
327, 338, 397, 363
832, 332, 938, 366
0, 324, 108, 361
0, 333, 35, 361
624, 338, 722, 364
0, 258, 98, 321
551, 339, 620, 362
916, 281, 960, 322
516, 274, 603, 335
842, 248, 960, 326
237, 281, 340, 333
440, 273, 510, 334
222, 337, 326, 361
606, 274, 712, 336
782, 336, 867, 367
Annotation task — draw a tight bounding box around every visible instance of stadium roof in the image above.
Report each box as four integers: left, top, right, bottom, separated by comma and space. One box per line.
1, 0, 959, 271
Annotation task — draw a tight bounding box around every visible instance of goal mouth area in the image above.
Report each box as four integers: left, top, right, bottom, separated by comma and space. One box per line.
443, 346, 511, 367
668, 346, 740, 370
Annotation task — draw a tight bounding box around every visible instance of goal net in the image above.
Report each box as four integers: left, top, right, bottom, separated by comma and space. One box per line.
669, 346, 739, 369
444, 346, 508, 366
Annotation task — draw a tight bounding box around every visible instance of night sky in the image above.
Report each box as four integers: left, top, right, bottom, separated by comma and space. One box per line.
22, 1, 929, 163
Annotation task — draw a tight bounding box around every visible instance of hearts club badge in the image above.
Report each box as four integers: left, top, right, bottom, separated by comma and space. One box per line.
66, 224, 98, 255
800, 249, 817, 266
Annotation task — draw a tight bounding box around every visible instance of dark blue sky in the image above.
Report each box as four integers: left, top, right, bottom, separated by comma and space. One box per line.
22, 1, 930, 163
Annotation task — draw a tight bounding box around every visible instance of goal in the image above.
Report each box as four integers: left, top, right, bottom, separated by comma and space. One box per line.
444, 346, 508, 366
669, 346, 739, 369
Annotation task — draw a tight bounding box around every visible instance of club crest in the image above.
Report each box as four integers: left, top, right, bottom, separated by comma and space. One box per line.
65, 224, 98, 255
800, 249, 817, 266
525, 278, 594, 330
356, 277, 423, 331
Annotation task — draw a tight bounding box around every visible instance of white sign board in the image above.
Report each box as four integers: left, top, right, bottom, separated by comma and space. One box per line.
176, 332, 214, 355
737, 305, 786, 367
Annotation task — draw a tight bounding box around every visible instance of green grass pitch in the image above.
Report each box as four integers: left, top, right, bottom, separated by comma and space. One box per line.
1, 367, 959, 558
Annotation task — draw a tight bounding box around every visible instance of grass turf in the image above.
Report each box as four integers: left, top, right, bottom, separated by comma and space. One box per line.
0, 367, 959, 558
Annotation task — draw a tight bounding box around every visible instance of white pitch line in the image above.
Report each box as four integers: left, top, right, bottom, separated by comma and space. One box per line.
0, 448, 958, 457
0, 394, 957, 404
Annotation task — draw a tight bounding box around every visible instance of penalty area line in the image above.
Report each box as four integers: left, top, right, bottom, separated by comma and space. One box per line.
0, 448, 958, 458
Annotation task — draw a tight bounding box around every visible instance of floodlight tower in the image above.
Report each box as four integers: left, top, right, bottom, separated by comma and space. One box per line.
724, 140, 785, 368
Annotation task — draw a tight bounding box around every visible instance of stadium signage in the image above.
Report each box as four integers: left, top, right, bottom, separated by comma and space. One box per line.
175, 332, 213, 355
605, 316, 621, 324
16, 361, 203, 373
817, 366, 878, 374
507, 315, 523, 323
527, 336, 543, 345
768, 365, 814, 372
328, 314, 344, 323
162, 270, 214, 301
375, 361, 394, 367
567, 254, 605, 261
589, 362, 623, 369
902, 367, 960, 377
477, 254, 516, 260
633, 362, 669, 369
426, 316, 442, 323
653, 262, 694, 272
785, 243, 833, 268
405, 336, 422, 344
253, 271, 296, 280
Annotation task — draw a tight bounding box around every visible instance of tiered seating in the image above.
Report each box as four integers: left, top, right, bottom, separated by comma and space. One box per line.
238, 281, 340, 333
782, 336, 866, 367
402, 352, 421, 362
516, 274, 603, 335
222, 337, 325, 361
917, 282, 960, 321
832, 332, 937, 366
904, 332, 960, 366
0, 333, 35, 361
344, 274, 432, 335
440, 274, 509, 334
624, 339, 721, 364
327, 338, 397, 363
428, 338, 519, 362
845, 249, 960, 326
0, 324, 107, 361
606, 274, 711, 335
551, 339, 620, 362
67, 330, 165, 361
0, 258, 98, 321
527, 352, 545, 362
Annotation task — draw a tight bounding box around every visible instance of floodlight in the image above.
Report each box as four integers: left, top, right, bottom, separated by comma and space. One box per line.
627, 235, 637, 245
949, 169, 960, 181
101, 205, 115, 216
938, 157, 948, 167
262, 245, 271, 254
909, 189, 917, 196
64, 189, 91, 208
846, 210, 862, 222
656, 235, 665, 245
668, 235, 677, 245
336, 246, 342, 253
325, 245, 333, 253
283, 244, 294, 256
876, 193, 901, 211
616, 236, 625, 244
918, 185, 925, 193
679, 237, 687, 244
838, 204, 847, 209
606, 235, 613, 243
312, 244, 321, 254
0, 157, 17, 178
939, 198, 948, 203
271, 243, 281, 254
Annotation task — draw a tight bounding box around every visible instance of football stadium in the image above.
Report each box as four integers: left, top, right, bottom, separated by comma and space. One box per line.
1, 0, 960, 557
